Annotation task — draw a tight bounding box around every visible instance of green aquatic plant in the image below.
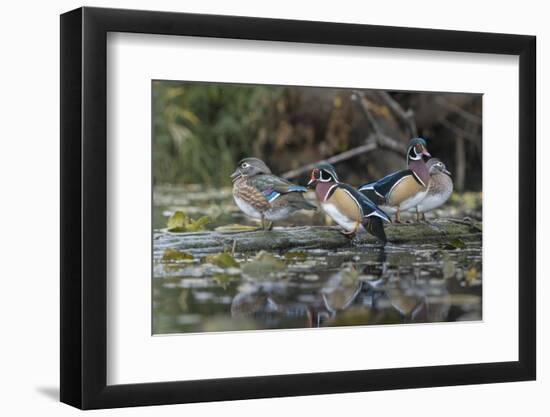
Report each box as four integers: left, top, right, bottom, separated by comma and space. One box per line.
283, 251, 308, 260
203, 252, 240, 269
443, 238, 466, 250
161, 248, 194, 263
166, 210, 211, 232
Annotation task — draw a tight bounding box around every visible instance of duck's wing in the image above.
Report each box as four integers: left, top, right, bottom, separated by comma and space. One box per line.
251, 175, 308, 203
338, 183, 391, 223
358, 169, 415, 200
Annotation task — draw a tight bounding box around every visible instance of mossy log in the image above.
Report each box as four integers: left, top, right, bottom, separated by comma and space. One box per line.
154, 219, 481, 255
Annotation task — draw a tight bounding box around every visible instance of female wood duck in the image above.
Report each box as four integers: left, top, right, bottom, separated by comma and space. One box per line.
307, 163, 390, 243
358, 137, 431, 223
408, 158, 453, 221
231, 158, 316, 230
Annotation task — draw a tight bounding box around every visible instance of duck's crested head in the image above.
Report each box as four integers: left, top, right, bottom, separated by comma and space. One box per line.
407, 137, 431, 161
230, 157, 272, 180
307, 162, 339, 187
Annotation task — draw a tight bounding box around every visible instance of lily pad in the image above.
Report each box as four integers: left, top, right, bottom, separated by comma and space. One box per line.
443, 238, 466, 250
167, 211, 187, 229
186, 216, 211, 232
161, 248, 194, 263
166, 210, 211, 232
284, 251, 308, 260
203, 252, 239, 268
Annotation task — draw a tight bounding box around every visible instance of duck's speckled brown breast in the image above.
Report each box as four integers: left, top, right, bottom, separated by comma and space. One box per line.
232, 176, 270, 212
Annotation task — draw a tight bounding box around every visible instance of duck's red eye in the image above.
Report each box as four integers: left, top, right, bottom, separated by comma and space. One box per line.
312, 169, 320, 179
415, 144, 423, 153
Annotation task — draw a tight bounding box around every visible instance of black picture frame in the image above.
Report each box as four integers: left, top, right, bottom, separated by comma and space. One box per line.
60, 6, 536, 410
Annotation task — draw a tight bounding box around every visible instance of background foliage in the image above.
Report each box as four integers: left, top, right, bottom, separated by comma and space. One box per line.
153, 81, 482, 189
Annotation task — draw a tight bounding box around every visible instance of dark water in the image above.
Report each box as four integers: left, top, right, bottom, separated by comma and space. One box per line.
153, 239, 482, 334
152, 186, 482, 334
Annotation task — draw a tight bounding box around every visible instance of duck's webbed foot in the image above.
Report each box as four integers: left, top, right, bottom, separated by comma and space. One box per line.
341, 229, 356, 239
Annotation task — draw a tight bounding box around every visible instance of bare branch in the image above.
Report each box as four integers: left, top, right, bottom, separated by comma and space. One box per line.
376, 133, 407, 154
282, 133, 406, 179
282, 139, 378, 179
377, 91, 418, 137
351, 91, 385, 136
282, 91, 409, 179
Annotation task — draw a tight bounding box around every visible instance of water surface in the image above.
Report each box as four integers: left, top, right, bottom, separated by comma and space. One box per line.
152, 186, 482, 334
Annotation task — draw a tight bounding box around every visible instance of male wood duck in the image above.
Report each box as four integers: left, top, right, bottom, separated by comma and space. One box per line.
231, 158, 316, 230
408, 158, 453, 221
307, 163, 390, 243
358, 137, 431, 223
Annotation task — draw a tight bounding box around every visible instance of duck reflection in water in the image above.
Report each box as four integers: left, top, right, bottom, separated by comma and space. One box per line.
229, 249, 456, 329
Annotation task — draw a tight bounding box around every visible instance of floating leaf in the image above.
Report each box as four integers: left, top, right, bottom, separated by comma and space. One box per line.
186, 216, 211, 232
167, 211, 187, 229
443, 238, 466, 250
284, 251, 308, 260
215, 224, 259, 232
242, 251, 285, 277
166, 211, 211, 232
161, 248, 194, 263
203, 252, 239, 268
167, 227, 188, 233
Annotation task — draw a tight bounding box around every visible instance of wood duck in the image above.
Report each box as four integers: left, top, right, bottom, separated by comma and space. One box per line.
408, 158, 453, 221
231, 158, 316, 230
307, 163, 390, 243
358, 137, 431, 223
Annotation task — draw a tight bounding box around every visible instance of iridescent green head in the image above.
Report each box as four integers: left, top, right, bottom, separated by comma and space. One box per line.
407, 137, 431, 161
307, 162, 340, 187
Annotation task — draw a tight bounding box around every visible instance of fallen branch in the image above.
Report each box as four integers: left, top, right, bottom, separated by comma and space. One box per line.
154, 219, 482, 256
281, 132, 406, 179
282, 139, 377, 179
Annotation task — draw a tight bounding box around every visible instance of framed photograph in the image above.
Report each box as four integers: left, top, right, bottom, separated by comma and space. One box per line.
60, 6, 536, 409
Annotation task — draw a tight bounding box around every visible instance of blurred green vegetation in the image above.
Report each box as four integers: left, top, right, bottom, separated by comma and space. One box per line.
153, 81, 283, 185
153, 81, 483, 190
